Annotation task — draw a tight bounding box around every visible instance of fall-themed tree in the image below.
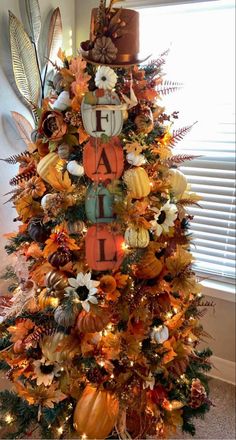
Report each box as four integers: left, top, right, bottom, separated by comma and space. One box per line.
0, 1, 213, 439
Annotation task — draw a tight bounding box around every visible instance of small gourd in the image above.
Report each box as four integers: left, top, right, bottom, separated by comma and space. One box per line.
124, 227, 150, 249
151, 324, 169, 344
123, 167, 150, 199
76, 309, 110, 333
48, 247, 72, 268
37, 152, 64, 185
169, 168, 188, 196
67, 220, 85, 235
135, 107, 154, 134
58, 143, 72, 160
45, 270, 68, 297
134, 242, 164, 279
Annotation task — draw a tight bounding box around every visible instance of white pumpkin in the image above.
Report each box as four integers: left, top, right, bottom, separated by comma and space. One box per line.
81, 90, 123, 138
41, 193, 55, 210
52, 91, 71, 111
125, 227, 150, 249
169, 169, 188, 197
67, 161, 84, 176
126, 152, 146, 167
151, 325, 169, 344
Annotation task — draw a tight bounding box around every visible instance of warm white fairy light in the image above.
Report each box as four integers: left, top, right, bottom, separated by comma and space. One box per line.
166, 311, 173, 319
110, 374, 114, 379
173, 307, 179, 314
81, 434, 87, 440
188, 337, 193, 343
121, 241, 129, 251
5, 414, 14, 424
99, 360, 105, 367
130, 361, 134, 367
57, 426, 64, 435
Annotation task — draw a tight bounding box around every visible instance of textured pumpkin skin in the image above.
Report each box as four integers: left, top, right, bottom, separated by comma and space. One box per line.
48, 248, 72, 268
125, 227, 150, 248
67, 220, 85, 235
76, 309, 110, 333
28, 218, 49, 243
46, 270, 68, 296
169, 168, 187, 196
37, 153, 63, 184
123, 167, 150, 199
135, 108, 154, 134
83, 137, 124, 182
135, 243, 163, 279
38, 289, 59, 309
73, 385, 119, 439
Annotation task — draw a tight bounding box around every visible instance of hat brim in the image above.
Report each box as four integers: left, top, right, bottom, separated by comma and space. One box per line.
81, 51, 151, 68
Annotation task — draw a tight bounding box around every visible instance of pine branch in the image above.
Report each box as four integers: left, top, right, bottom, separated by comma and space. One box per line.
0, 151, 30, 165
9, 169, 36, 186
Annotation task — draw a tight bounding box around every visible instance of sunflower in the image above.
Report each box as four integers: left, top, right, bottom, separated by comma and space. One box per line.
151, 202, 178, 237
33, 357, 61, 386
65, 272, 100, 312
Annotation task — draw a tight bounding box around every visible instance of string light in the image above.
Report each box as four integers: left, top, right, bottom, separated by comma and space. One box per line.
121, 241, 129, 251
166, 311, 173, 319
5, 414, 14, 424
99, 360, 105, 367
188, 337, 193, 343
81, 434, 87, 440
130, 361, 134, 367
110, 374, 114, 379
173, 307, 179, 314
57, 426, 64, 435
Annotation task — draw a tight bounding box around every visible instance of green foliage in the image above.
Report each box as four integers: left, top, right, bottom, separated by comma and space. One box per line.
0, 265, 17, 281
5, 233, 32, 255
65, 203, 86, 223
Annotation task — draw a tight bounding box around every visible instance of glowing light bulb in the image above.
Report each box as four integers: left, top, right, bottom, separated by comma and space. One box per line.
81, 434, 87, 440
166, 312, 173, 319
121, 241, 129, 251
173, 307, 178, 313
57, 426, 63, 435
188, 337, 193, 343
5, 414, 13, 424
110, 374, 114, 379
130, 361, 134, 367
99, 360, 105, 367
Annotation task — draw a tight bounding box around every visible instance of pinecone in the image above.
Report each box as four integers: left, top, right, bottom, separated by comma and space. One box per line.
189, 378, 207, 408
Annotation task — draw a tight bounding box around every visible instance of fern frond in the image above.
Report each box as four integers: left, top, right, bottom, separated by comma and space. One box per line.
158, 80, 183, 95
170, 122, 197, 146
9, 169, 36, 186
0, 151, 30, 165
165, 154, 201, 166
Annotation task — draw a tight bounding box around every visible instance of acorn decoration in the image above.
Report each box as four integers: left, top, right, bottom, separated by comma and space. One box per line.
28, 217, 50, 243
45, 270, 68, 297
48, 247, 72, 268
135, 107, 154, 134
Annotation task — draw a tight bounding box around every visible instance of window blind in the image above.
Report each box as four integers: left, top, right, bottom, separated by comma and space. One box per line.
138, 1, 235, 282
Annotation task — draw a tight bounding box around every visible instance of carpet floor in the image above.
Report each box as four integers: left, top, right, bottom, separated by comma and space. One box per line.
171, 378, 236, 440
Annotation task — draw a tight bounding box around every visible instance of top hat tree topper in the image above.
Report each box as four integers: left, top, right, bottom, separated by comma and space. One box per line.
80, 0, 150, 67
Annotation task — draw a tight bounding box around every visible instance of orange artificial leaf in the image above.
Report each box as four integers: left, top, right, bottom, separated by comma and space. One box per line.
8, 319, 35, 343
47, 167, 74, 192
26, 242, 43, 259
162, 337, 177, 364
15, 382, 67, 407
43, 225, 79, 258
106, 289, 121, 301
30, 260, 53, 286
166, 245, 193, 277
78, 126, 90, 144
15, 195, 43, 222
100, 333, 121, 360
114, 272, 129, 289
165, 312, 184, 331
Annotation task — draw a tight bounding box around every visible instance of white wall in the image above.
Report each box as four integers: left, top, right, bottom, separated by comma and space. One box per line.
0, 0, 75, 284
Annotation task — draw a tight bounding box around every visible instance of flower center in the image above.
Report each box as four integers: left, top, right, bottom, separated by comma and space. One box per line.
76, 286, 90, 301
101, 76, 107, 82
40, 364, 54, 375
157, 211, 166, 225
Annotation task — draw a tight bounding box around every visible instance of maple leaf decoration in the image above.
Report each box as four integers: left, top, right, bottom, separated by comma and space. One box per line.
15, 194, 43, 222
15, 382, 67, 407
8, 319, 35, 343
47, 167, 74, 192
43, 224, 79, 257
166, 245, 193, 277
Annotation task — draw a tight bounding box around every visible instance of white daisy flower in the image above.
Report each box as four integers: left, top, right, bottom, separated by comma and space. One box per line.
65, 272, 100, 312
150, 201, 178, 237
95, 66, 117, 90
33, 357, 61, 386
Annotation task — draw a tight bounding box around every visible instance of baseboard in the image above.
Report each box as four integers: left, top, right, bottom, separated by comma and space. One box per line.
208, 355, 235, 385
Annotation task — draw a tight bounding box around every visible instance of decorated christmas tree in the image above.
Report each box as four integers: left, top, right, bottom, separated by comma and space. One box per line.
0, 1, 213, 438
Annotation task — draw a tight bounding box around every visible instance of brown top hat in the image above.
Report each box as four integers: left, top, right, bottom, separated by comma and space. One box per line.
80, 6, 150, 67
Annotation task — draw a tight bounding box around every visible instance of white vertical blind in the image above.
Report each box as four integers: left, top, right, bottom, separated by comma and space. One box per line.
139, 1, 235, 282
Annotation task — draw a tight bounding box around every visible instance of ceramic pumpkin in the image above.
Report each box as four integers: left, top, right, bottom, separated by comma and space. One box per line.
73, 385, 119, 439
134, 242, 164, 279
67, 220, 85, 235
85, 184, 114, 224
37, 152, 64, 185
124, 226, 150, 248
37, 289, 59, 309
81, 90, 123, 138
83, 137, 124, 182
169, 168, 188, 196
48, 247, 72, 268
123, 167, 150, 199
45, 270, 68, 296
85, 225, 124, 271
57, 143, 72, 159
151, 324, 169, 344
76, 308, 110, 333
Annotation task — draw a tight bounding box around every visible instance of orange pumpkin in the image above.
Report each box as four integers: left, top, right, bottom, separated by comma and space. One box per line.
134, 242, 164, 279
37, 153, 64, 185
85, 225, 124, 271
73, 385, 119, 439
38, 289, 59, 309
76, 308, 110, 333
83, 137, 124, 182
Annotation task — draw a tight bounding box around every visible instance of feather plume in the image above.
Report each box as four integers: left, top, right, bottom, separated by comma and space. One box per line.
9, 11, 41, 109
0, 150, 30, 165
25, 0, 41, 45
46, 8, 62, 64
158, 80, 183, 96
170, 123, 197, 147
165, 154, 201, 166
11, 112, 34, 149
9, 169, 36, 186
